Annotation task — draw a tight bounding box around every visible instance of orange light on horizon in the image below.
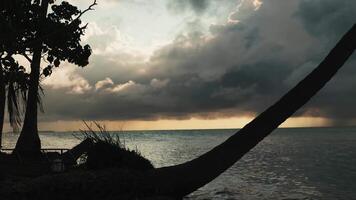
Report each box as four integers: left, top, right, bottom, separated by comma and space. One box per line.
27, 116, 333, 132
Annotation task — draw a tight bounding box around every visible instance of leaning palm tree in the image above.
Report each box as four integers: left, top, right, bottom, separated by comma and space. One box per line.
150, 24, 356, 197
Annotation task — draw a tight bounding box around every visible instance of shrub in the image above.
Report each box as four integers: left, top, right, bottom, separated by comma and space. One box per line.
78, 122, 154, 171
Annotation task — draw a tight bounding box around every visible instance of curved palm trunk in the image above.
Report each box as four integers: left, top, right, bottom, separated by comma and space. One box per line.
14, 0, 49, 156
149, 24, 356, 197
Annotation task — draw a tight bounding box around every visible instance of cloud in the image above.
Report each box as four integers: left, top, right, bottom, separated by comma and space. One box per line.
40, 0, 356, 125
228, 0, 263, 23
83, 22, 152, 58
150, 78, 170, 89
104, 80, 138, 94
166, 0, 238, 16
167, 0, 210, 14
95, 77, 114, 90
296, 0, 356, 39
42, 65, 92, 94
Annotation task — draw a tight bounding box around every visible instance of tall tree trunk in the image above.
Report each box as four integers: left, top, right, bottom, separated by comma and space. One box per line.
14, 49, 42, 155
0, 66, 5, 149
14, 0, 49, 155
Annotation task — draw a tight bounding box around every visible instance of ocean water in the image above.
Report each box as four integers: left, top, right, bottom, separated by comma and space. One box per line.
3, 127, 356, 200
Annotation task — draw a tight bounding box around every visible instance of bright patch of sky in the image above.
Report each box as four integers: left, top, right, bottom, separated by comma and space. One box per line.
71, 0, 238, 58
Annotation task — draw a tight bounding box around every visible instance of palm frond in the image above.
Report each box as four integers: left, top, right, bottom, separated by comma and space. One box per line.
77, 121, 124, 148
37, 83, 44, 113
7, 83, 21, 132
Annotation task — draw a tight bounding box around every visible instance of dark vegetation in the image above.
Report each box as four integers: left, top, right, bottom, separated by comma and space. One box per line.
86, 141, 153, 170
78, 122, 154, 171
0, 122, 153, 175
0, 122, 155, 199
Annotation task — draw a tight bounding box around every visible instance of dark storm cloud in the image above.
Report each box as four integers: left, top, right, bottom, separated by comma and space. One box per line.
167, 0, 210, 14
293, 0, 356, 125
166, 0, 237, 15
41, 0, 356, 124
297, 0, 356, 39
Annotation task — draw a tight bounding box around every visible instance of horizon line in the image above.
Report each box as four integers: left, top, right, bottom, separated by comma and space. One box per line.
5, 125, 356, 134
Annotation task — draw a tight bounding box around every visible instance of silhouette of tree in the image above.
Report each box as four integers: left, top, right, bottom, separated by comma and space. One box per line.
0, 54, 30, 148
0, 8, 32, 147
0, 0, 95, 155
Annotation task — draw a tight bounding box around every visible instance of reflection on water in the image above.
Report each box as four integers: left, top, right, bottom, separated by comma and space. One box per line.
3, 127, 356, 199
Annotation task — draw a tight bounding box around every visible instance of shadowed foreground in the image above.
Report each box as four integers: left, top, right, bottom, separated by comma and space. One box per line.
0, 24, 355, 200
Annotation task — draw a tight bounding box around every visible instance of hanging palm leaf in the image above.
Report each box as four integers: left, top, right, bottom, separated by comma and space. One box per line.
7, 81, 21, 132
37, 83, 44, 113
1, 56, 31, 133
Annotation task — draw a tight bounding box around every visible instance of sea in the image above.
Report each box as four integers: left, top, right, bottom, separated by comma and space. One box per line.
3, 127, 356, 200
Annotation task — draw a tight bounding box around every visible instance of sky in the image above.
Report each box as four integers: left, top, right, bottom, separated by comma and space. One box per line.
17, 0, 356, 131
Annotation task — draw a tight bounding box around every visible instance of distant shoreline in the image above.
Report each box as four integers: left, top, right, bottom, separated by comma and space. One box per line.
4, 126, 356, 134
4, 130, 56, 134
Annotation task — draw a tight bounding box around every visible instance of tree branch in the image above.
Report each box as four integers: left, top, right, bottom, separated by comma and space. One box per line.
73, 0, 97, 22
10, 0, 97, 51
22, 53, 32, 63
